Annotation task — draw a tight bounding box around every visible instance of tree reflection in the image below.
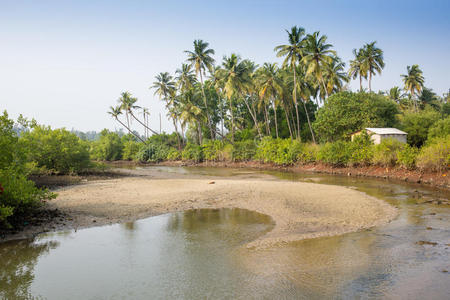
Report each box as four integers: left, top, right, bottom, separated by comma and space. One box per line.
0, 239, 58, 299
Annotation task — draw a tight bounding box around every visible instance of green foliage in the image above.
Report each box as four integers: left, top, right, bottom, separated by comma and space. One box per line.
181, 143, 203, 162
397, 145, 419, 169
348, 133, 374, 166
136, 143, 170, 162
202, 140, 225, 161
232, 140, 257, 161
317, 141, 351, 166
20, 125, 91, 174
297, 143, 319, 164
166, 148, 181, 161
372, 138, 405, 167
400, 109, 440, 147
122, 140, 141, 160
0, 111, 55, 227
313, 91, 399, 142
255, 137, 302, 165
90, 129, 124, 161
427, 116, 450, 140
416, 137, 450, 172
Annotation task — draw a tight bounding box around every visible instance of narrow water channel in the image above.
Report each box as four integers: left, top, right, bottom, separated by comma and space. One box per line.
0, 167, 449, 299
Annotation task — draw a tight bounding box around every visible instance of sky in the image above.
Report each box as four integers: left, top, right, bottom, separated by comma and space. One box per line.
1, 0, 449, 134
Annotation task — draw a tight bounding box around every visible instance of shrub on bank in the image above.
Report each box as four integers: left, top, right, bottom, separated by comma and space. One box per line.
372, 138, 405, 167
416, 137, 450, 172
122, 140, 141, 160
297, 143, 319, 164
397, 145, 419, 169
202, 140, 225, 162
136, 143, 170, 162
347, 134, 374, 166
255, 138, 302, 165
317, 141, 351, 166
90, 129, 123, 161
166, 148, 181, 161
181, 143, 203, 162
232, 140, 257, 161
427, 116, 450, 140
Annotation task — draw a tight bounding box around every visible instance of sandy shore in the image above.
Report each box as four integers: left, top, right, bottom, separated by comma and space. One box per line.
37, 172, 398, 248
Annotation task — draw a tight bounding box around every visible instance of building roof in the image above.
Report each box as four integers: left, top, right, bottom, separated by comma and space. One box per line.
365, 128, 407, 135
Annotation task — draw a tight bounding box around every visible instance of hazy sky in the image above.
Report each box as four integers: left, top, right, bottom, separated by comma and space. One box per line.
1, 0, 449, 134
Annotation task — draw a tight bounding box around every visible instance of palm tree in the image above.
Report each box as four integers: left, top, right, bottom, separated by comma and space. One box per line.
258, 63, 283, 138
175, 64, 197, 92
141, 107, 150, 138
185, 40, 216, 139
119, 92, 158, 135
388, 86, 404, 103
361, 41, 384, 92
108, 106, 146, 143
302, 31, 336, 100
275, 26, 305, 140
401, 64, 425, 111
323, 57, 349, 96
294, 65, 317, 143
215, 54, 251, 142
348, 48, 366, 91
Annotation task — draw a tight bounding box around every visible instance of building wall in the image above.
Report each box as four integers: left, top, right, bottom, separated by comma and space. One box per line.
379, 134, 407, 144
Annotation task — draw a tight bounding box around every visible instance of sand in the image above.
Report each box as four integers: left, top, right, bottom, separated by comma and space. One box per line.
48, 172, 398, 248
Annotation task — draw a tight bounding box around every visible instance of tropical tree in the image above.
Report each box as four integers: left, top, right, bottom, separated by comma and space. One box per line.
361, 41, 384, 92
401, 64, 425, 111
215, 54, 251, 142
185, 40, 216, 139
257, 63, 283, 138
119, 92, 158, 135
175, 64, 197, 92
323, 57, 348, 96
275, 26, 305, 140
302, 31, 336, 100
348, 48, 366, 91
108, 106, 146, 143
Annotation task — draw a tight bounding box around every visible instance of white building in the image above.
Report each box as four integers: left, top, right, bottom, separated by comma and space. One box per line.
351, 128, 407, 144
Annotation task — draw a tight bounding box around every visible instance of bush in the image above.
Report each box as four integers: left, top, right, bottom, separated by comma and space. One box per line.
348, 133, 374, 166
166, 148, 181, 161
372, 138, 405, 167
122, 140, 141, 160
400, 109, 440, 147
90, 129, 123, 161
297, 143, 319, 164
232, 140, 257, 161
313, 91, 399, 142
202, 140, 225, 162
20, 125, 91, 174
416, 137, 450, 172
136, 143, 170, 162
181, 143, 203, 162
428, 116, 450, 140
397, 145, 419, 169
317, 141, 351, 166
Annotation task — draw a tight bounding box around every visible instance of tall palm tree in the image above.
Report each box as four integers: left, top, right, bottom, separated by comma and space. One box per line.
348, 48, 366, 91
388, 86, 404, 103
185, 40, 216, 139
108, 106, 146, 143
119, 92, 158, 135
323, 57, 349, 96
294, 65, 317, 143
401, 64, 425, 111
215, 54, 251, 142
141, 107, 150, 138
361, 41, 384, 92
302, 31, 336, 100
275, 26, 305, 140
175, 64, 197, 92
258, 63, 283, 138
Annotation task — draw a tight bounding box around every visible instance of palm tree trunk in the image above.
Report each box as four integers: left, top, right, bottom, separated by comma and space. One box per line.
130, 111, 158, 135
369, 72, 372, 92
272, 99, 278, 138
293, 64, 301, 140
243, 97, 262, 138
359, 74, 362, 92
228, 97, 235, 142
282, 101, 294, 140
196, 120, 203, 144
115, 117, 146, 143
264, 104, 270, 136
302, 98, 316, 143
199, 72, 215, 140
172, 119, 181, 150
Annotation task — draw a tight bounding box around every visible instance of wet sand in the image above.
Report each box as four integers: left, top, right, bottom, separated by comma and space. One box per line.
40, 171, 397, 248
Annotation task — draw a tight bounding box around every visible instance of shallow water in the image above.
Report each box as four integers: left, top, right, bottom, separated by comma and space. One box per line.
1, 166, 449, 299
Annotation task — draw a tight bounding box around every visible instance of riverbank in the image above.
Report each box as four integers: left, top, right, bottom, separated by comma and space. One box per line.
1, 168, 398, 248
157, 160, 450, 189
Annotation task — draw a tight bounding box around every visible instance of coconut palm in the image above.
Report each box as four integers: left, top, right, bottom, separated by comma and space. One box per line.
401, 64, 425, 111
361, 42, 384, 92
302, 31, 336, 100
185, 40, 216, 139
323, 57, 349, 96
274, 26, 305, 140
108, 106, 146, 143
348, 48, 366, 91
141, 107, 150, 138
175, 64, 197, 92
119, 92, 158, 135
388, 86, 404, 103
258, 63, 283, 138
215, 54, 251, 142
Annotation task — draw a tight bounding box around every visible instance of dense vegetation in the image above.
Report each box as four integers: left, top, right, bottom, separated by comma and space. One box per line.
1, 25, 449, 228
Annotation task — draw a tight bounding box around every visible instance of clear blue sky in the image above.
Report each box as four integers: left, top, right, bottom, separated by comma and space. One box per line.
1, 0, 449, 133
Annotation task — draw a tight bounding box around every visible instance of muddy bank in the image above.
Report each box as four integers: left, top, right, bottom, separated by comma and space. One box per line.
157, 160, 450, 189
2, 169, 398, 248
